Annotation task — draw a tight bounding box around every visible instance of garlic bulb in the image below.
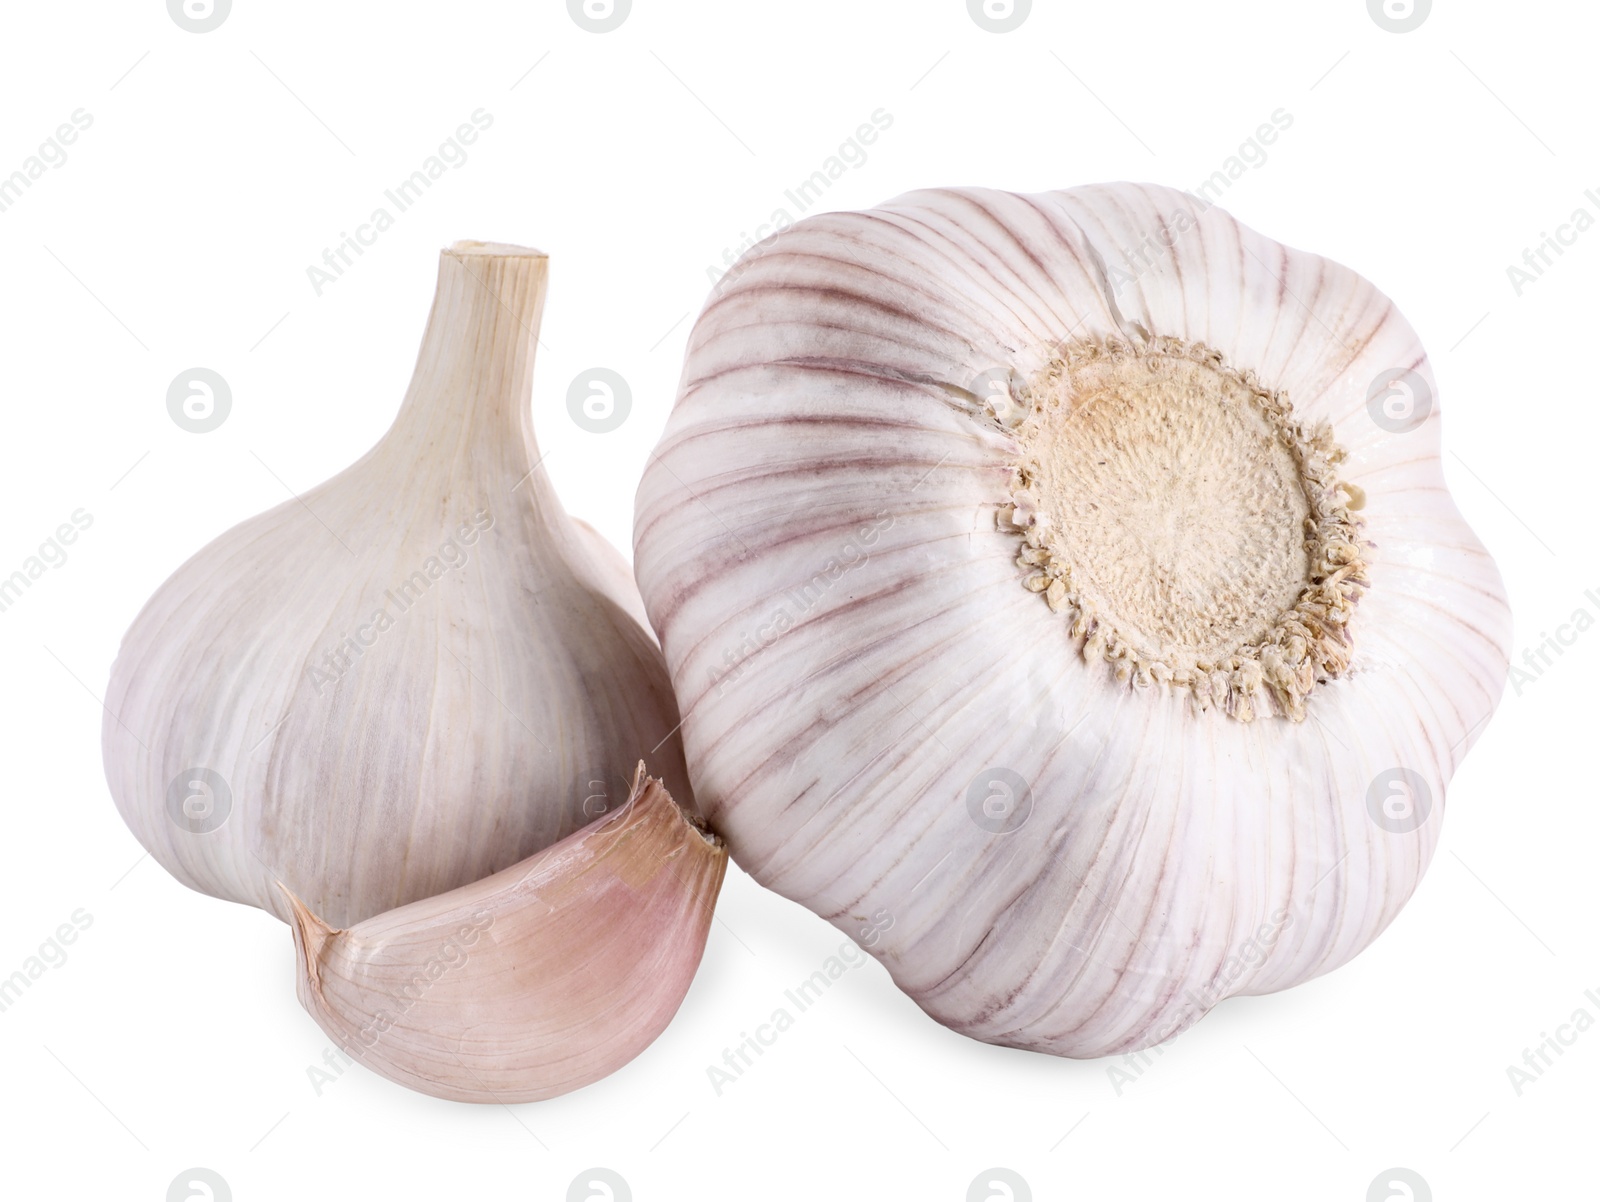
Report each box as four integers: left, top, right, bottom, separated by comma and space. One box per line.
634, 184, 1511, 1056
105, 241, 692, 931
289, 767, 725, 1103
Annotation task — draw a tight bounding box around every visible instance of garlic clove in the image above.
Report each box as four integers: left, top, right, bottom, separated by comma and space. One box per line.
635, 184, 1510, 1057
286, 767, 725, 1104
105, 243, 691, 929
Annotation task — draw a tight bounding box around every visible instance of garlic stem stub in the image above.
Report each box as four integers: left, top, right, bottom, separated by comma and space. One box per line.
634, 183, 1511, 1057
288, 767, 726, 1104
105, 241, 692, 930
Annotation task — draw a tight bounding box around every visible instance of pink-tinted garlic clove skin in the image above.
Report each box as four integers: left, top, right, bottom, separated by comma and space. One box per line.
287, 769, 726, 1104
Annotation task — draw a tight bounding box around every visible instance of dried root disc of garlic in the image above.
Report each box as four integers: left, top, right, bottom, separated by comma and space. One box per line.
1007, 334, 1366, 723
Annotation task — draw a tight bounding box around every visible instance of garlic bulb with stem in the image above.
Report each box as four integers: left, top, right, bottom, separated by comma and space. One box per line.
105, 241, 691, 930
104, 242, 718, 1102
634, 183, 1511, 1057
288, 766, 725, 1104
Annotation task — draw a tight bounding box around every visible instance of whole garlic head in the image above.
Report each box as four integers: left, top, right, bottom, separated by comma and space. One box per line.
105, 242, 691, 930
634, 184, 1511, 1056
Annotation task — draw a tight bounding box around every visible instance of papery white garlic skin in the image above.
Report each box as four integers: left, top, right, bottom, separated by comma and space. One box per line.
287, 769, 726, 1104
635, 184, 1511, 1057
105, 243, 691, 929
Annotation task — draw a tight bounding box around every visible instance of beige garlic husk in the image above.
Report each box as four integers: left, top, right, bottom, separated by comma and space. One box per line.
105, 242, 716, 1100
635, 184, 1512, 1058
288, 767, 725, 1103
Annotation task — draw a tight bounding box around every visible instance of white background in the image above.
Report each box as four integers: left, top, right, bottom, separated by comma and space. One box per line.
0, 1, 1593, 1199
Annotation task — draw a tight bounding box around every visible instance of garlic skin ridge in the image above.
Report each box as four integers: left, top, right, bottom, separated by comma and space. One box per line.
287, 768, 726, 1105
104, 242, 693, 930
634, 183, 1512, 1058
